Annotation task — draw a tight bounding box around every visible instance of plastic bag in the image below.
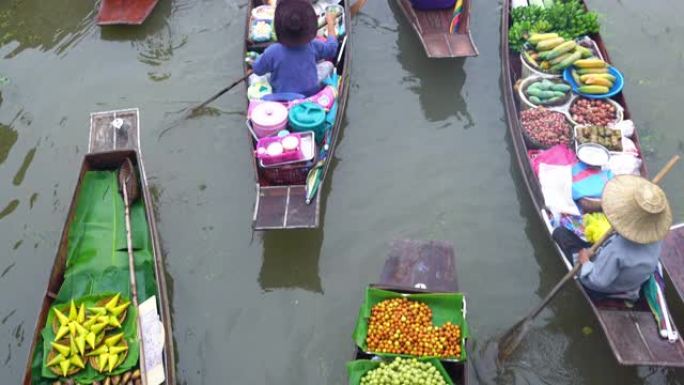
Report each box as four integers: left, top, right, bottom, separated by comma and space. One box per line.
583, 212, 611, 244
539, 163, 580, 216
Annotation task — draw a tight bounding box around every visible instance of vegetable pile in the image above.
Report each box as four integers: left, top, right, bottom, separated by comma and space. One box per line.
570, 97, 618, 126
360, 358, 449, 385
520, 108, 572, 147
569, 59, 616, 95
525, 78, 571, 106
366, 297, 462, 358
509, 0, 600, 52
576, 125, 622, 151
522, 33, 594, 74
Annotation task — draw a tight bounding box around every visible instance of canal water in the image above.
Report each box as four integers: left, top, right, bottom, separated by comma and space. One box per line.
1, 0, 683, 384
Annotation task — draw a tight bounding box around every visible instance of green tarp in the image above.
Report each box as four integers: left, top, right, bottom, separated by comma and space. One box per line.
31, 171, 157, 384
352, 287, 469, 361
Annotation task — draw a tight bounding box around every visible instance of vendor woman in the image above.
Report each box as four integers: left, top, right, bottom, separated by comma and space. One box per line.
552, 175, 672, 300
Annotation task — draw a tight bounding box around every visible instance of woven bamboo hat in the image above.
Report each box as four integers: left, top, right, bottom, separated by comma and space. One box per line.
602, 175, 672, 244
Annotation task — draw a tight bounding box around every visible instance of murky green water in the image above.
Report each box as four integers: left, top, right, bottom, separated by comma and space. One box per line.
1, 0, 684, 384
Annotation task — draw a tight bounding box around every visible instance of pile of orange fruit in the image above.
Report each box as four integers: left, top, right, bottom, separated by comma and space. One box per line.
366, 297, 461, 358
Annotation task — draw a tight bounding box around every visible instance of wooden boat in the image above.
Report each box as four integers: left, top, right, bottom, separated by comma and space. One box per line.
353, 240, 468, 384
23, 109, 176, 383
97, 0, 160, 26
244, 0, 351, 230
393, 0, 478, 58
501, 0, 684, 367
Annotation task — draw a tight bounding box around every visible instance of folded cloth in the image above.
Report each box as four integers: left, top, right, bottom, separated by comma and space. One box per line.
531, 144, 578, 175
572, 162, 613, 200
539, 163, 580, 217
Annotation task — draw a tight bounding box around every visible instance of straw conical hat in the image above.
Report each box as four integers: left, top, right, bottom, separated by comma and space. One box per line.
602, 175, 672, 244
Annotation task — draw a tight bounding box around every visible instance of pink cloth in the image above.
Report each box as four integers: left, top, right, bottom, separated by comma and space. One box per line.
529, 145, 578, 175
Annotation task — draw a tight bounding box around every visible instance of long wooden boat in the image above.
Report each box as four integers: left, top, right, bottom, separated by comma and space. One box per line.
353, 240, 468, 384
244, 0, 351, 230
393, 0, 478, 58
23, 109, 176, 384
501, 0, 684, 367
97, 0, 160, 26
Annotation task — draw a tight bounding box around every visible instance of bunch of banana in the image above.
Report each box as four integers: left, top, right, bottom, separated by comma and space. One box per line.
47, 294, 131, 378
569, 59, 616, 94
523, 33, 594, 73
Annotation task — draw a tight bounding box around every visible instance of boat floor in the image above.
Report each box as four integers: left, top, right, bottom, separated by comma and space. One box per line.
97, 0, 160, 25
397, 0, 478, 58
253, 185, 320, 230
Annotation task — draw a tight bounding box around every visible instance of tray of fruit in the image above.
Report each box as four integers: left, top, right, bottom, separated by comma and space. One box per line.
518, 77, 573, 109
574, 124, 623, 152
347, 357, 455, 385
564, 59, 624, 99
568, 96, 623, 126
40, 293, 140, 382
521, 34, 603, 77
352, 287, 468, 362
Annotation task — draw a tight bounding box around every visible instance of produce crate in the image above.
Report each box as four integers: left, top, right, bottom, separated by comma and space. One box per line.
352, 287, 469, 362
347, 358, 455, 385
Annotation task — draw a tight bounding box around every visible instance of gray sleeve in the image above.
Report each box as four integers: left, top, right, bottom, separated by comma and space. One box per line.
579, 246, 621, 292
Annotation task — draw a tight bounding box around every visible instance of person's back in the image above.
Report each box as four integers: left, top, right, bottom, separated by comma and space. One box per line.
579, 235, 661, 299
253, 37, 337, 96
252, 0, 338, 97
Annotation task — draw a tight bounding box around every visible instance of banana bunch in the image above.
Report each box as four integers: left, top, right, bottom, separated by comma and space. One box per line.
47, 294, 130, 378
569, 59, 616, 94
523, 32, 594, 73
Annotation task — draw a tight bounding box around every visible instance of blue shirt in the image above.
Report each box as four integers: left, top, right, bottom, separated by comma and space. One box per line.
579, 235, 662, 300
252, 37, 338, 96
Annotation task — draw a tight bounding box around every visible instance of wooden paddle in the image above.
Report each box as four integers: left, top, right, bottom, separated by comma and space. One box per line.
498, 154, 681, 361
350, 0, 369, 16
118, 158, 148, 385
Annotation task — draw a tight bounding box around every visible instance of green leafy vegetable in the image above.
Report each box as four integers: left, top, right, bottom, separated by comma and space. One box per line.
509, 0, 600, 52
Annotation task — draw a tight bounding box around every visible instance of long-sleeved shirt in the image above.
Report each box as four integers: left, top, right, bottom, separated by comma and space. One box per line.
252, 36, 338, 97
578, 234, 662, 300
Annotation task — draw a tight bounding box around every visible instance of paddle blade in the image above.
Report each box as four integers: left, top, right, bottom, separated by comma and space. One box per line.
497, 317, 532, 361
118, 158, 140, 205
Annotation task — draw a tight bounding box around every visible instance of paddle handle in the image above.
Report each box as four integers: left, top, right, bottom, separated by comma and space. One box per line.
122, 182, 148, 385
529, 155, 681, 320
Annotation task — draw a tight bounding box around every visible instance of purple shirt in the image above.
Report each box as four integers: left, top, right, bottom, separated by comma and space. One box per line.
253, 37, 338, 96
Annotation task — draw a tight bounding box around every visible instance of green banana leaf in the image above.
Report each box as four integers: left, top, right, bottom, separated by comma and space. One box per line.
39, 293, 139, 382
346, 358, 455, 385
351, 288, 469, 361
31, 170, 158, 384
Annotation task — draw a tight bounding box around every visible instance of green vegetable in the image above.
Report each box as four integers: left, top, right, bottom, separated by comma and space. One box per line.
508, 1, 600, 52
529, 95, 543, 104
527, 87, 543, 97
539, 90, 556, 99
550, 83, 571, 92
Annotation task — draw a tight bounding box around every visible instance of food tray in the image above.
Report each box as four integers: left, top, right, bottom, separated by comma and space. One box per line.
259, 131, 316, 168
521, 108, 574, 150
574, 124, 623, 154
563, 65, 624, 99
520, 36, 605, 78
566, 95, 624, 126
347, 358, 456, 385
352, 287, 469, 363
517, 76, 573, 110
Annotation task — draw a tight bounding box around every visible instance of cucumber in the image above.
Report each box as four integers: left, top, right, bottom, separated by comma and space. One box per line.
528, 33, 559, 44
543, 96, 564, 104
550, 52, 572, 65
577, 67, 609, 75
539, 90, 556, 99
529, 96, 542, 105
550, 83, 571, 92
576, 45, 593, 58
536, 37, 566, 51
526, 88, 543, 97
579, 85, 610, 94
550, 51, 582, 72
546, 41, 576, 60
